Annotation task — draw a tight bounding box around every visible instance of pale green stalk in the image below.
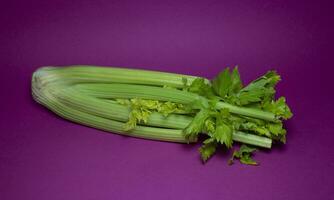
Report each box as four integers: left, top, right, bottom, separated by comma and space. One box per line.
52, 86, 272, 148
35, 65, 200, 87
54, 86, 192, 129
32, 78, 195, 143
32, 66, 272, 147
75, 83, 276, 121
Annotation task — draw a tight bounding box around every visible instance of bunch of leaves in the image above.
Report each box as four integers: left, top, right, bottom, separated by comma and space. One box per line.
182, 72, 237, 159
194, 67, 292, 136
184, 66, 292, 164
117, 98, 186, 130
198, 109, 234, 162
117, 67, 292, 165
212, 67, 292, 119
184, 107, 235, 162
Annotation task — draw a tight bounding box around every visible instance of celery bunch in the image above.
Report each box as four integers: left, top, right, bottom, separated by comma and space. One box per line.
32, 66, 292, 165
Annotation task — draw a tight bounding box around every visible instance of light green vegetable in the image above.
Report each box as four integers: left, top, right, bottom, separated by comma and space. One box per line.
229, 145, 258, 165
32, 65, 292, 165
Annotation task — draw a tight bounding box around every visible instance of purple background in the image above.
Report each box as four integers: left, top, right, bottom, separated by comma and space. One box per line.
1, 0, 333, 199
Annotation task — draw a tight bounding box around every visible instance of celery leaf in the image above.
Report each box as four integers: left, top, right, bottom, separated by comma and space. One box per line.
199, 138, 217, 162
212, 68, 232, 98
229, 145, 258, 165
184, 109, 211, 141
263, 97, 292, 119
188, 78, 216, 99
213, 111, 233, 148
230, 66, 243, 94
235, 71, 281, 105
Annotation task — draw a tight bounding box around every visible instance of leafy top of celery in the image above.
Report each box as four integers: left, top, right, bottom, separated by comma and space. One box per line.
183, 66, 292, 163
117, 66, 292, 165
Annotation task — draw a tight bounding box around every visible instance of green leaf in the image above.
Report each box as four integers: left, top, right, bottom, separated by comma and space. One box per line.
236, 116, 287, 142
235, 70, 281, 105
211, 66, 242, 105
214, 115, 233, 148
238, 88, 265, 105
188, 78, 205, 93
203, 118, 216, 134
240, 121, 271, 137
267, 122, 287, 143
119, 98, 189, 129
214, 124, 233, 148
184, 109, 211, 141
240, 154, 258, 165
266, 122, 286, 136
188, 78, 215, 99
124, 112, 137, 131
230, 66, 243, 94
158, 101, 184, 116
189, 96, 210, 110
229, 115, 245, 130
124, 108, 151, 131
264, 71, 281, 87
229, 144, 258, 165
251, 70, 281, 89
263, 97, 292, 120
199, 138, 217, 162
130, 98, 160, 110
212, 68, 232, 98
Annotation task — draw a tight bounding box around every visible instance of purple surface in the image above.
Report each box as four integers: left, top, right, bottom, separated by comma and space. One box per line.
1, 0, 333, 199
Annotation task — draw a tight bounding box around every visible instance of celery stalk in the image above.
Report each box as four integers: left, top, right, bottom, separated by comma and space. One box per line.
34, 65, 201, 87
74, 83, 276, 121
32, 66, 276, 148
52, 86, 272, 148
32, 81, 196, 143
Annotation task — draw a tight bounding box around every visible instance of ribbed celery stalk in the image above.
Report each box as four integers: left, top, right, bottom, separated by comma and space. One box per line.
53, 86, 272, 148
73, 83, 199, 104
74, 83, 276, 121
32, 66, 273, 148
35, 65, 201, 87
53, 86, 192, 129
31, 64, 299, 166
32, 74, 196, 143
36, 66, 277, 121
36, 65, 276, 121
